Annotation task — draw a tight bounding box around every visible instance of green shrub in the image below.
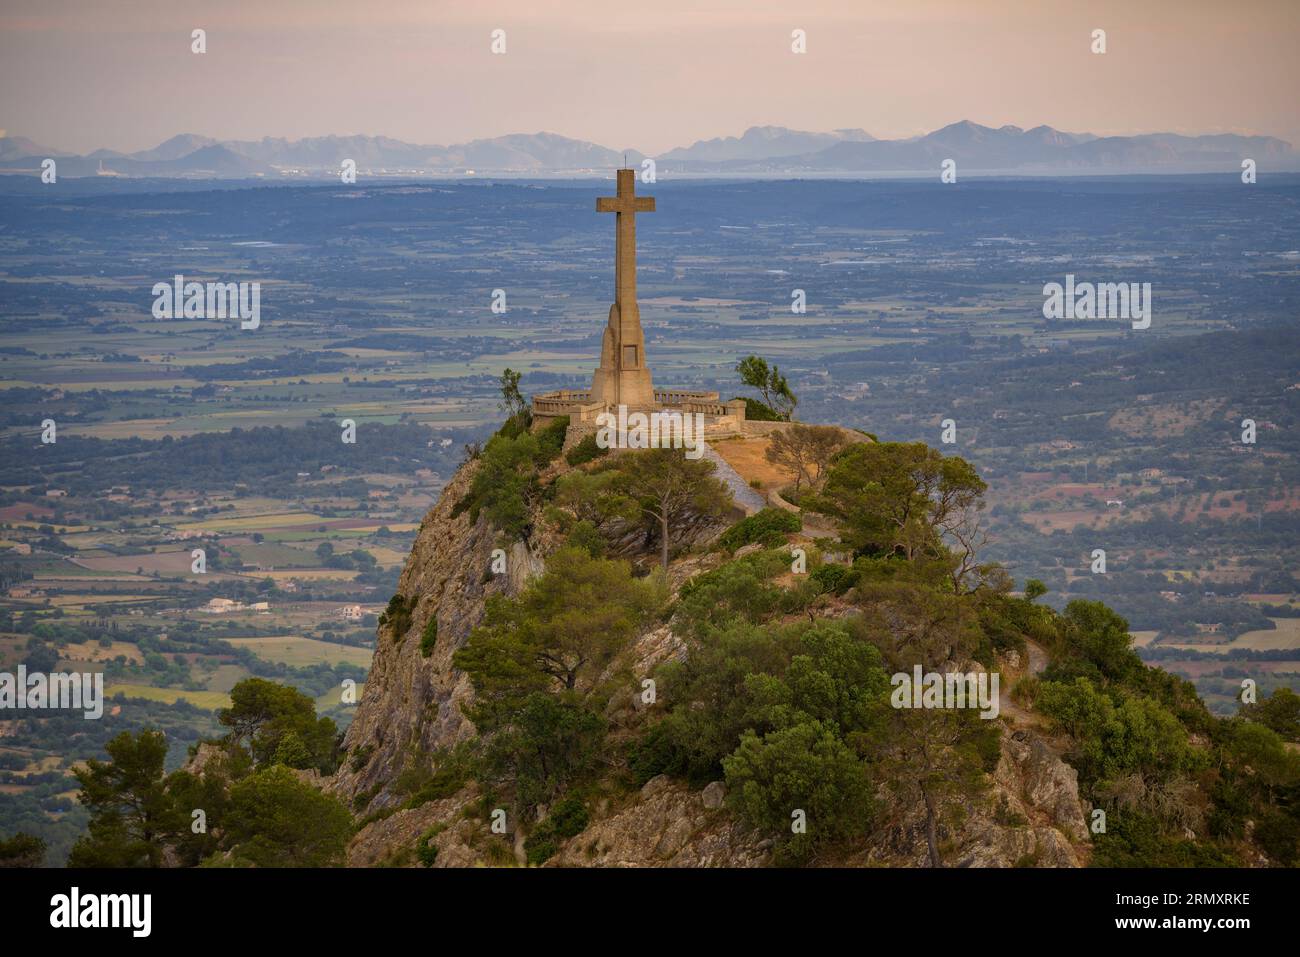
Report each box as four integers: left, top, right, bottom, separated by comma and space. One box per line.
722, 720, 874, 864
455, 432, 541, 535
0, 832, 45, 867
565, 433, 608, 467
627, 621, 791, 785
1037, 678, 1195, 786
718, 508, 802, 552
971, 717, 1003, 773
415, 824, 446, 867
402, 743, 478, 810
420, 616, 438, 658
676, 552, 788, 637
627, 720, 682, 785
1254, 811, 1300, 866
349, 744, 375, 775
477, 693, 606, 811
734, 396, 782, 422
379, 593, 415, 641
1011, 675, 1041, 709
810, 562, 855, 595
495, 413, 530, 441
223, 765, 354, 867
524, 834, 556, 866
273, 730, 311, 768
524, 794, 590, 865
351, 783, 378, 812
1090, 810, 1240, 867
565, 519, 606, 557
533, 416, 570, 464
453, 419, 568, 536
483, 837, 516, 866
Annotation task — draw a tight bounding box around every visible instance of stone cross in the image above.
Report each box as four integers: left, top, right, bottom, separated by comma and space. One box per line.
597, 169, 654, 312
590, 169, 657, 408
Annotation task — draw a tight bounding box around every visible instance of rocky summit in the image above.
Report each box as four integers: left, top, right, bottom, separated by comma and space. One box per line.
327, 418, 1098, 868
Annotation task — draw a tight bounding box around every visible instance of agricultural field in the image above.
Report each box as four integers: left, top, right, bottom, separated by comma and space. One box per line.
225, 635, 373, 668
103, 683, 233, 710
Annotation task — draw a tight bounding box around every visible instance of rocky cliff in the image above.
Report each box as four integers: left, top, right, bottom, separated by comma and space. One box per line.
331, 458, 542, 809
331, 437, 1092, 868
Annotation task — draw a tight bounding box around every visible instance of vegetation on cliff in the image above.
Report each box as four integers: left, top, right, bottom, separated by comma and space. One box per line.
409, 404, 1300, 867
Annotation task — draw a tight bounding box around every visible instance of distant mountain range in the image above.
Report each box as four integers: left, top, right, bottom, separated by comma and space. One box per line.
661, 126, 875, 163
1, 122, 1294, 178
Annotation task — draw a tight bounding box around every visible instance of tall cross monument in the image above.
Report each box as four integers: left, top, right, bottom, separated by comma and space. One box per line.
590, 168, 656, 408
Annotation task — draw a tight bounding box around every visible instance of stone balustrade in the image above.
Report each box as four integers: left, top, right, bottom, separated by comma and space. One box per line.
654, 389, 718, 407
531, 389, 747, 427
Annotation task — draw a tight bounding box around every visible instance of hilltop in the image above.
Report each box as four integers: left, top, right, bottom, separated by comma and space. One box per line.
317, 401, 1299, 868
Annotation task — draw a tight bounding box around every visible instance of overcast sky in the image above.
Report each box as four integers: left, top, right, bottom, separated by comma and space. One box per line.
2, 0, 1297, 154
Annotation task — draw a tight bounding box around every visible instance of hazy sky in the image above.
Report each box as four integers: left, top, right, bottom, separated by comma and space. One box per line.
2, 0, 1297, 154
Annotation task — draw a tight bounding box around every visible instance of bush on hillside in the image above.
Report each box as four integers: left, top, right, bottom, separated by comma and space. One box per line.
524, 794, 590, 865
565, 433, 608, 467
733, 396, 782, 422
718, 507, 802, 552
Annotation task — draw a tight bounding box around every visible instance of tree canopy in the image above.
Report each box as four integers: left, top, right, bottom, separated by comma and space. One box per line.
735, 355, 797, 420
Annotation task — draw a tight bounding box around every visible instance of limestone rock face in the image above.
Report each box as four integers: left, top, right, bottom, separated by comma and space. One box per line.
330, 458, 544, 812
996, 729, 1090, 845
187, 742, 228, 777
545, 776, 769, 868
345, 775, 766, 868
701, 781, 727, 810
860, 725, 1089, 868
346, 790, 477, 868
949, 817, 1080, 868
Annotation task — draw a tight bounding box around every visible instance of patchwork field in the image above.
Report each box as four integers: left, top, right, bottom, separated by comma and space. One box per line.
1231, 618, 1300, 651
74, 550, 196, 575
1160, 619, 1300, 653
59, 639, 145, 664
225, 635, 373, 668
104, 684, 232, 710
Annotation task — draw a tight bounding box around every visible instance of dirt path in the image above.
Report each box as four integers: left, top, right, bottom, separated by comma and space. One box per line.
701, 444, 766, 515
998, 639, 1048, 728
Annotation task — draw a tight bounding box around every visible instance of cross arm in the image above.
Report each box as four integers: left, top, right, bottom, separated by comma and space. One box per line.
596, 197, 656, 213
